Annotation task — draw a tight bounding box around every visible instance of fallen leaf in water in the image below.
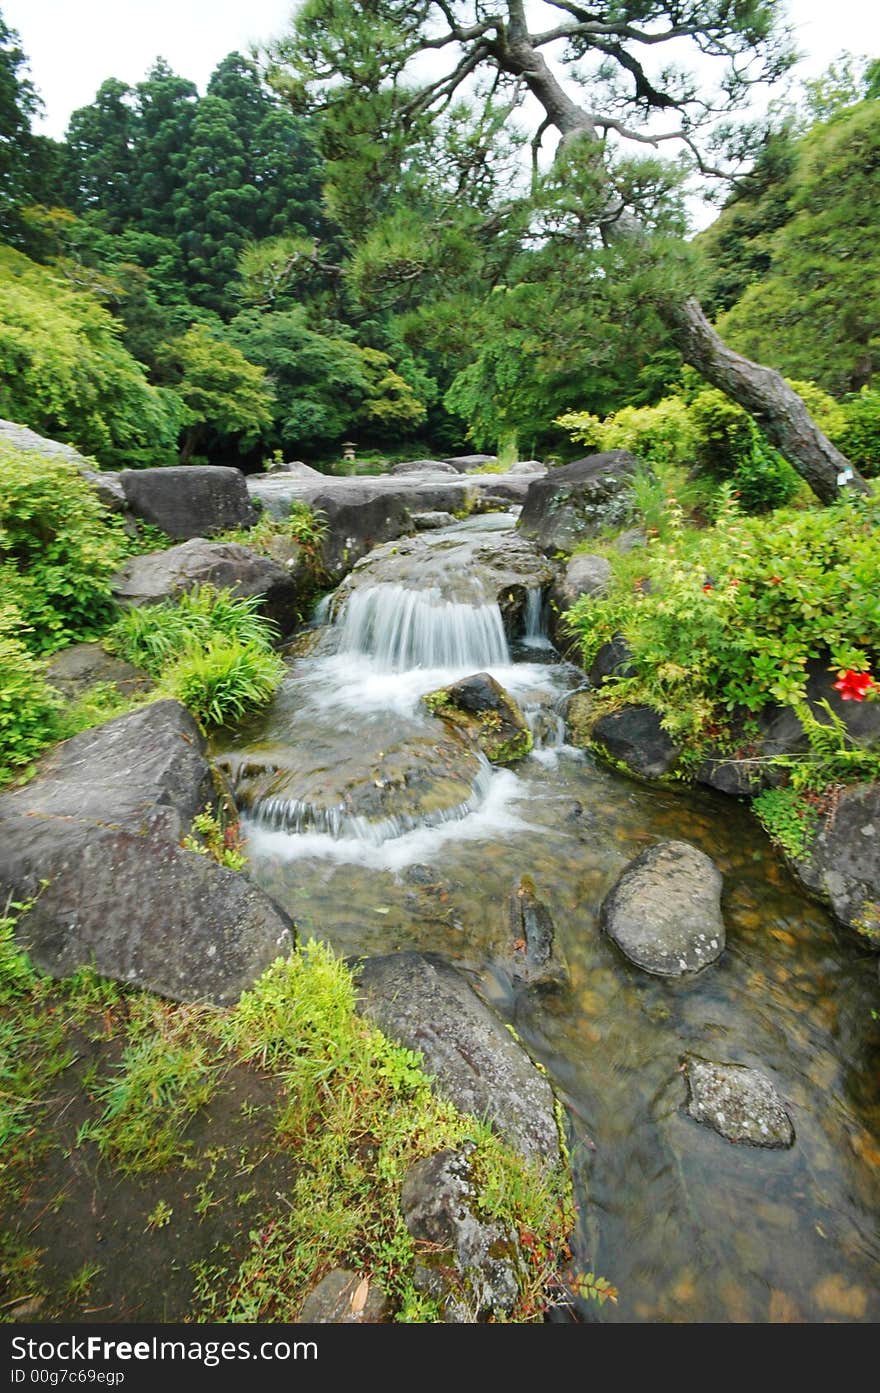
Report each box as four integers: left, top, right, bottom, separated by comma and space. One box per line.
770, 928, 797, 947
350, 1278, 369, 1314
812, 1273, 867, 1318
768, 1289, 802, 1323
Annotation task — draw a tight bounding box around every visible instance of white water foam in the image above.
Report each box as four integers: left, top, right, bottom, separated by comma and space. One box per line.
243, 766, 531, 871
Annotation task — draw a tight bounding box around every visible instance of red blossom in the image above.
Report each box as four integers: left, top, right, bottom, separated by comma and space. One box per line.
768, 575, 783, 585
702, 582, 713, 592
833, 670, 877, 702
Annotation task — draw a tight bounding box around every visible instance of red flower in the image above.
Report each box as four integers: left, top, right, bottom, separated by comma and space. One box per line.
768, 575, 783, 585
729, 578, 740, 588
702, 582, 713, 592
833, 670, 877, 702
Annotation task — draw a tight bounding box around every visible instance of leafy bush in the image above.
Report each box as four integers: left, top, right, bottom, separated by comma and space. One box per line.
566, 490, 880, 746
836, 387, 880, 476
161, 638, 285, 727
556, 396, 697, 468
107, 585, 277, 676
687, 388, 802, 512
0, 605, 59, 784
0, 444, 126, 653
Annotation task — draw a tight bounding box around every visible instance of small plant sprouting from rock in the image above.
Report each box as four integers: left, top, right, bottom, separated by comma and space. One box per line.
183, 807, 248, 872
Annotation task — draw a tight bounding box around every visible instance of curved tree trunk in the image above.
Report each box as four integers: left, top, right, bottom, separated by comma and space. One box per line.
498, 5, 870, 503
666, 298, 868, 503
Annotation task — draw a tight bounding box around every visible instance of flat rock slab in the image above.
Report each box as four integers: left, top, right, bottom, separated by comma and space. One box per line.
0, 701, 293, 1003
601, 840, 725, 976
683, 1058, 795, 1148
355, 952, 561, 1168
112, 538, 302, 636
298, 1270, 387, 1323
118, 466, 258, 539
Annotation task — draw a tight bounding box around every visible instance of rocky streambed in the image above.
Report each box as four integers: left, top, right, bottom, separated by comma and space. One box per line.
214, 510, 880, 1323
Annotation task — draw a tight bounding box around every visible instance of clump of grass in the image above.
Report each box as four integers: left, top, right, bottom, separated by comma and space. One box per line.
105, 586, 285, 728
77, 1004, 219, 1173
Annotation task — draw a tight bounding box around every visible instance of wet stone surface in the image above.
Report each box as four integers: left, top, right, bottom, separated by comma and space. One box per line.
683, 1058, 795, 1149
600, 840, 725, 977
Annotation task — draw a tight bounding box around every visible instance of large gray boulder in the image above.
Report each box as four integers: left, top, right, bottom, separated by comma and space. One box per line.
355, 952, 562, 1168
786, 782, 880, 942
444, 455, 497, 472
548, 553, 612, 649
0, 417, 90, 468
518, 450, 642, 554
600, 841, 725, 977
117, 466, 258, 539
111, 539, 303, 637
683, 1058, 795, 1148
0, 702, 293, 1003
312, 488, 415, 582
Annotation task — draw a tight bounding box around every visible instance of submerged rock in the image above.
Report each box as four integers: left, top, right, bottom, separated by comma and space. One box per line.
355, 952, 562, 1168
117, 465, 258, 538
504, 876, 568, 988
600, 841, 725, 977
0, 701, 293, 1003
298, 1270, 388, 1323
683, 1058, 795, 1148
517, 451, 643, 554
786, 782, 880, 943
402, 1146, 520, 1322
111, 538, 303, 636
220, 728, 485, 841
424, 672, 533, 765
591, 704, 679, 781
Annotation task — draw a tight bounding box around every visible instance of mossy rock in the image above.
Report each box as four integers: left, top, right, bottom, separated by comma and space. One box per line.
423, 672, 533, 766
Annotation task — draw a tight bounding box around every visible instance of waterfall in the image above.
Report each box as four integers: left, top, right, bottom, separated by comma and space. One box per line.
335, 583, 510, 670
521, 587, 553, 650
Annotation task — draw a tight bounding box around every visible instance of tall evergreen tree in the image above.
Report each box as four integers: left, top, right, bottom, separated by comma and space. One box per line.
0, 11, 63, 244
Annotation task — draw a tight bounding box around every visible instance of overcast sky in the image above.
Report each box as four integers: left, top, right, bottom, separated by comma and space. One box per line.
5, 0, 880, 139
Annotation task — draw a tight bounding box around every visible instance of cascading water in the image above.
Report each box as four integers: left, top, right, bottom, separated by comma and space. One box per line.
213, 511, 880, 1322
335, 583, 509, 670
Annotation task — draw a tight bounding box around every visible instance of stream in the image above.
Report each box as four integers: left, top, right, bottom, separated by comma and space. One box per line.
215, 511, 880, 1323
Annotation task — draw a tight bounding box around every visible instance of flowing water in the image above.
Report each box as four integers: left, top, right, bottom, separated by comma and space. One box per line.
216, 513, 880, 1323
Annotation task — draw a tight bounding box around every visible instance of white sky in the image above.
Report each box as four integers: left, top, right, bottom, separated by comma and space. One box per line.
5, 0, 880, 140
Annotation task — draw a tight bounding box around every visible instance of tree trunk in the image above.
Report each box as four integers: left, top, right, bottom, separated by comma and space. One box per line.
666, 298, 868, 504
498, 9, 870, 504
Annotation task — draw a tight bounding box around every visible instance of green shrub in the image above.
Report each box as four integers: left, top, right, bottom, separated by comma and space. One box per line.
566, 490, 880, 748
107, 585, 277, 676
0, 606, 59, 784
0, 445, 125, 653
836, 387, 880, 476
161, 637, 285, 727
556, 396, 697, 467
688, 388, 801, 512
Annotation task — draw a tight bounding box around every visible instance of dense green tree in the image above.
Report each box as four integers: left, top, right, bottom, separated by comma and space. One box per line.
717, 97, 880, 395
0, 244, 182, 466
154, 323, 274, 463
0, 12, 64, 244
272, 0, 867, 501
63, 78, 138, 230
